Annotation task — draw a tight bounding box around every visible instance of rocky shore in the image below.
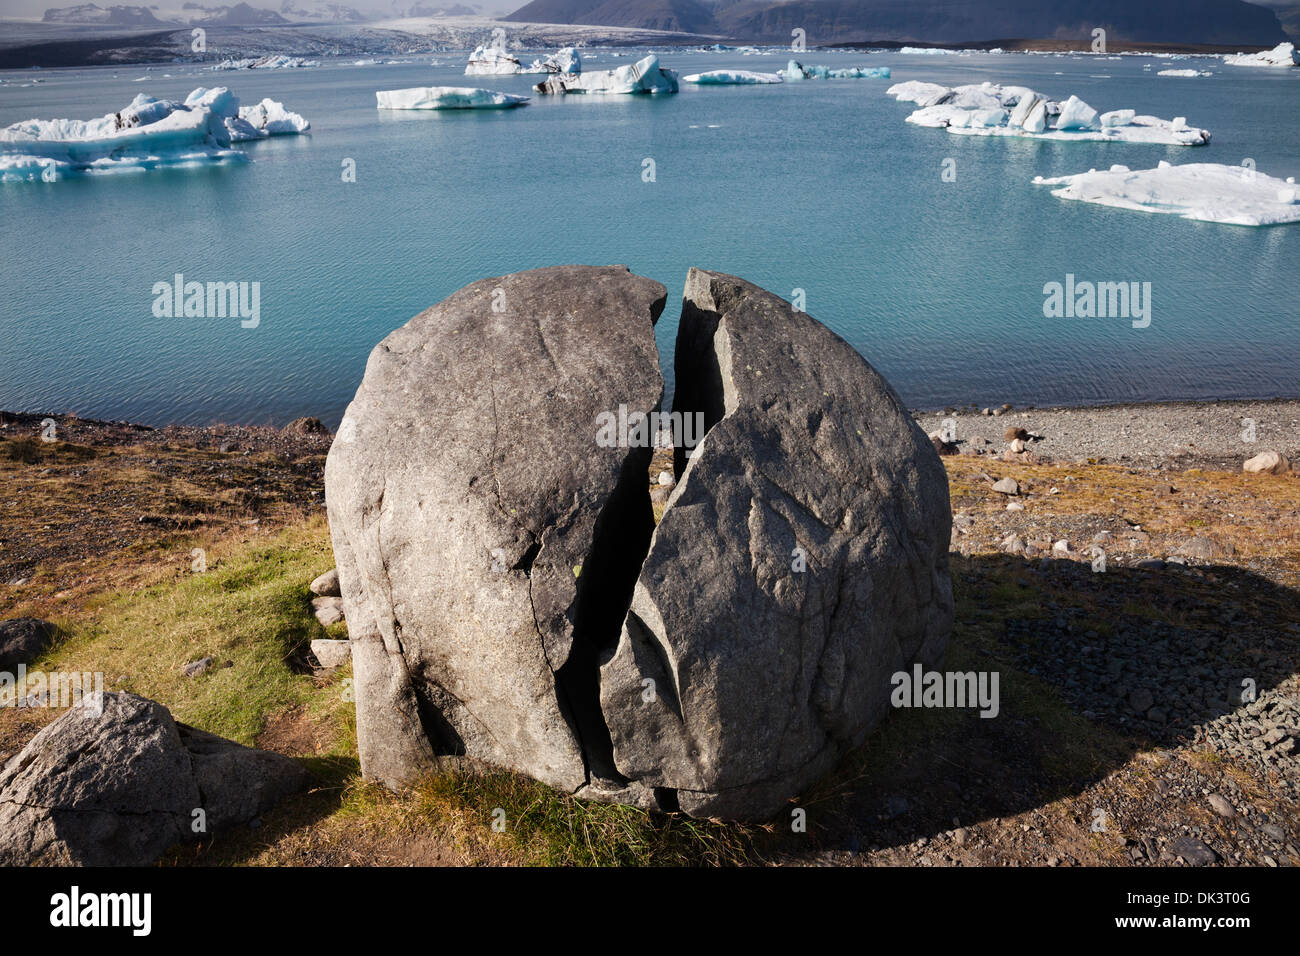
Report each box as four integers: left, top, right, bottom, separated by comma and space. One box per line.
1, 391, 1297, 867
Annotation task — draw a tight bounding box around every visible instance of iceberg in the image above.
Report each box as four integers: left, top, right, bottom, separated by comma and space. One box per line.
534, 55, 678, 95
890, 80, 1210, 146
887, 80, 953, 107
224, 96, 311, 139
1055, 94, 1099, 130
1034, 162, 1300, 226
376, 87, 529, 110
781, 60, 891, 80
465, 42, 522, 76
213, 55, 318, 70
1158, 69, 1212, 77
1, 87, 247, 182
1223, 42, 1299, 68
523, 47, 582, 75
682, 69, 783, 85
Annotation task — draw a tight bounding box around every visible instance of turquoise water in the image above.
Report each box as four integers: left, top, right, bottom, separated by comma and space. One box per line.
1, 49, 1297, 427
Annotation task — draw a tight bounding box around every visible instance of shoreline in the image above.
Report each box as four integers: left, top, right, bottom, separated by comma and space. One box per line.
4, 395, 1298, 472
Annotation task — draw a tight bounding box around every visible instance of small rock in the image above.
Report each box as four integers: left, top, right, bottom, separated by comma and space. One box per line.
992, 477, 1020, 495
1258, 823, 1285, 843
309, 568, 341, 597
1243, 451, 1290, 475
1207, 793, 1235, 818
1004, 426, 1029, 442
181, 657, 213, 678
0, 618, 57, 671
1169, 836, 1218, 866
311, 639, 352, 669
1134, 559, 1165, 571
1052, 539, 1071, 555
657, 471, 675, 487
283, 417, 329, 436
312, 596, 345, 627
1129, 687, 1154, 713
1006, 500, 1025, 512
953, 827, 970, 845
1175, 536, 1234, 562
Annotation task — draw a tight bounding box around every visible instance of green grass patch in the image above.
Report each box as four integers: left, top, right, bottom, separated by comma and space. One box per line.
36, 518, 342, 747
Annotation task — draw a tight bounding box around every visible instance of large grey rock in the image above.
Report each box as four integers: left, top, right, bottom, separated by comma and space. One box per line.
325, 265, 667, 796
0, 617, 57, 671
326, 265, 952, 821
596, 269, 953, 818
0, 692, 310, 865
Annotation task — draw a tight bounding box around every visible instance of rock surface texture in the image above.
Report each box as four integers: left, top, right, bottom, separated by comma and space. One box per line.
0, 692, 310, 865
326, 265, 952, 820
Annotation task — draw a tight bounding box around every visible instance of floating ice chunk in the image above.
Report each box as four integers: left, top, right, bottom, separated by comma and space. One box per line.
1223, 42, 1299, 68
1099, 109, 1135, 127
887, 80, 953, 106
892, 79, 1209, 145
966, 107, 1009, 128
0, 88, 247, 182
1055, 95, 1099, 130
233, 98, 311, 138
213, 55, 318, 70
784, 60, 889, 80
948, 82, 1003, 109
1158, 68, 1212, 77
1007, 90, 1043, 128
185, 88, 309, 141
465, 42, 521, 76
376, 87, 529, 110
523, 47, 581, 75
534, 55, 678, 95
900, 47, 955, 55
1033, 162, 1300, 226
1021, 100, 1048, 133
683, 69, 783, 84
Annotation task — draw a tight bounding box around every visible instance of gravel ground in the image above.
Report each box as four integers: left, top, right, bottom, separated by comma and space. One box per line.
916, 400, 1300, 470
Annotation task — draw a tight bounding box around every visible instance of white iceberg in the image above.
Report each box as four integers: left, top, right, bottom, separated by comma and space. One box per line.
1034, 162, 1300, 226
213, 54, 318, 71
1158, 68, 1212, 77
683, 69, 783, 85
376, 87, 529, 110
1055, 94, 1099, 130
781, 60, 891, 80
1, 87, 247, 182
534, 55, 678, 95
1223, 42, 1299, 68
523, 47, 582, 75
887, 80, 954, 107
225, 96, 311, 139
890, 80, 1210, 145
465, 42, 522, 76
